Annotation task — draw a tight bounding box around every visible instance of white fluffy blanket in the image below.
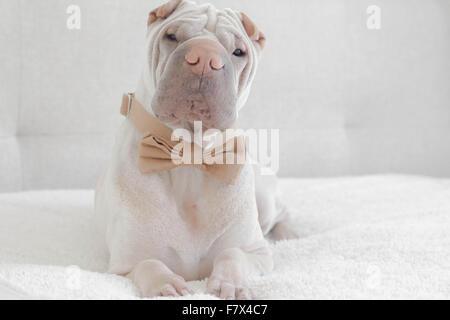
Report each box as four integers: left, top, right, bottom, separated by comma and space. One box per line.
0, 176, 449, 299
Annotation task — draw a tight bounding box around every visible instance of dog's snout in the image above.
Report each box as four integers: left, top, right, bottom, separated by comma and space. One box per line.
185, 39, 225, 75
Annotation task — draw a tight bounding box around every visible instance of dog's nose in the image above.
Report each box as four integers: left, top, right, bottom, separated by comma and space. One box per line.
185, 39, 225, 75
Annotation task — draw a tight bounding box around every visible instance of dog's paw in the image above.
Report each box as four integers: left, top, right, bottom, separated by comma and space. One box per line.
207, 277, 253, 300
271, 220, 299, 241
206, 258, 253, 300
140, 271, 192, 298
132, 260, 193, 298
158, 274, 192, 297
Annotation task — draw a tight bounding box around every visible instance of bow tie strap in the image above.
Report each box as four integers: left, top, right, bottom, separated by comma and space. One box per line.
121, 93, 172, 138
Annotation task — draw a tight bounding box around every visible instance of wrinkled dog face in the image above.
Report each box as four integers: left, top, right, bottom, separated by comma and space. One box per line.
146, 0, 265, 131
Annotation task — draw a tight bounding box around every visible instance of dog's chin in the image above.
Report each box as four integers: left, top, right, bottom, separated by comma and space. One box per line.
155, 112, 233, 133
152, 90, 237, 132
156, 115, 214, 133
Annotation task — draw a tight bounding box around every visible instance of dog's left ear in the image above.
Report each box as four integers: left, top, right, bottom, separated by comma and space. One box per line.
241, 13, 266, 50
148, 0, 182, 26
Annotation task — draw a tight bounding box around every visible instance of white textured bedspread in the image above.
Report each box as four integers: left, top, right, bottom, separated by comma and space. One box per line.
0, 176, 449, 299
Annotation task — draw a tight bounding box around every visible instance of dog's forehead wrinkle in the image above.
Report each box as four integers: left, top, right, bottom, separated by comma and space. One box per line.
216, 31, 237, 51
176, 8, 239, 45
205, 5, 218, 32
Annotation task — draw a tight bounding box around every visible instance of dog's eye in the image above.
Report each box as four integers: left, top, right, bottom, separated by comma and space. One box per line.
166, 33, 177, 41
233, 49, 246, 57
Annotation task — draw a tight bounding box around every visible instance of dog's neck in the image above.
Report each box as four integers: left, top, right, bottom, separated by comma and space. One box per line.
134, 75, 155, 117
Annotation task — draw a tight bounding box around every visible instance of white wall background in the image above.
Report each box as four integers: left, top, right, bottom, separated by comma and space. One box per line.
0, 0, 449, 192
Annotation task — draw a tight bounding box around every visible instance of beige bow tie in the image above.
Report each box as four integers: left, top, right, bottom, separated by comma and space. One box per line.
120, 94, 246, 185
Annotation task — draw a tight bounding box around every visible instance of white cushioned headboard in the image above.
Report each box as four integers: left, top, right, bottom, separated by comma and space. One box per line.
1, 0, 450, 192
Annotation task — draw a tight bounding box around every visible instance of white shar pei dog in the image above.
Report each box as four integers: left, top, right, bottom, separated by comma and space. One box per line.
95, 0, 298, 300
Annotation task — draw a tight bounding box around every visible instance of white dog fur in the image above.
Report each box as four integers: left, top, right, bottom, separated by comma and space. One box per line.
95, 0, 297, 300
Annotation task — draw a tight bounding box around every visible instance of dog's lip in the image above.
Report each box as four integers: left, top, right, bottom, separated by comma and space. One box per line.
156, 113, 177, 123
185, 112, 208, 122
156, 112, 219, 131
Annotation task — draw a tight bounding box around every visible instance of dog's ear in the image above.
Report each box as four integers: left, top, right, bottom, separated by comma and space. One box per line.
148, 0, 182, 27
241, 12, 266, 50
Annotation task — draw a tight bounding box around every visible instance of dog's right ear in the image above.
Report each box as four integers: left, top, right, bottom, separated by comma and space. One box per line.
241, 12, 266, 50
148, 0, 182, 27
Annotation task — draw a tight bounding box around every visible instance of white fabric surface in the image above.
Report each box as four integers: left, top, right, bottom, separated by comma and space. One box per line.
0, 175, 449, 299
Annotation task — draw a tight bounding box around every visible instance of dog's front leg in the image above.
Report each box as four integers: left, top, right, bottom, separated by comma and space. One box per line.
207, 245, 273, 300
127, 260, 191, 298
